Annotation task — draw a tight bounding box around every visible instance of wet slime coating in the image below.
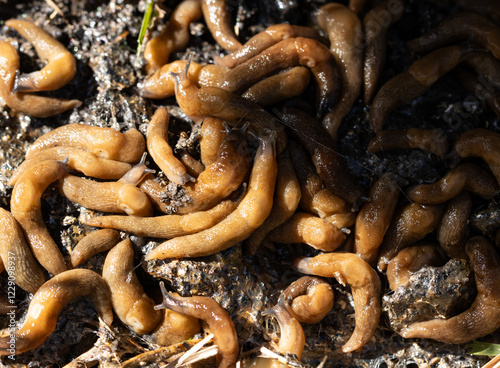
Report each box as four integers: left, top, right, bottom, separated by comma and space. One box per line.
0, 0, 500, 367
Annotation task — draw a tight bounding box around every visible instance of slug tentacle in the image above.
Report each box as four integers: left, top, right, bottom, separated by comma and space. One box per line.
0, 269, 113, 355
155, 281, 239, 368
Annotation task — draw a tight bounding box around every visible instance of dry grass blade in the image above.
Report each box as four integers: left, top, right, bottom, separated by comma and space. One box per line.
163, 333, 216, 368
483, 355, 500, 368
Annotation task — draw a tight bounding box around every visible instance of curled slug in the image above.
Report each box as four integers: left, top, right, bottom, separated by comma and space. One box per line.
103, 238, 163, 335
215, 23, 324, 68
147, 107, 194, 185
0, 269, 113, 355
453, 128, 500, 185
10, 159, 68, 276
370, 44, 472, 132
145, 132, 277, 259
294, 252, 381, 353
241, 67, 311, 107
354, 173, 400, 267
5, 19, 76, 92
363, 0, 405, 103
464, 51, 500, 90
288, 141, 354, 228
26, 123, 145, 164
407, 13, 500, 59
155, 281, 239, 368
179, 151, 205, 178
141, 59, 225, 99
144, 0, 203, 74
405, 162, 500, 204
8, 146, 133, 187
400, 236, 500, 343
0, 208, 46, 293
0, 41, 81, 117
437, 191, 472, 260
262, 303, 305, 367
367, 128, 450, 157
118, 152, 155, 186
83, 188, 244, 238
245, 154, 301, 256
218, 37, 340, 117
59, 174, 153, 217
277, 276, 334, 324
267, 212, 346, 252
170, 59, 287, 153
277, 107, 365, 205
316, 3, 364, 138
201, 0, 242, 51
200, 117, 226, 166
386, 243, 447, 290
376, 202, 444, 271
171, 124, 251, 215
70, 229, 121, 267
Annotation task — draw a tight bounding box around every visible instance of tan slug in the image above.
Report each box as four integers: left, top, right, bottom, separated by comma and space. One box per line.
145, 131, 277, 259
70, 229, 121, 267
0, 208, 47, 293
317, 3, 364, 138
437, 191, 471, 260
144, 0, 203, 74
405, 162, 500, 204
201, 0, 242, 51
10, 159, 68, 276
367, 128, 450, 157
0, 269, 113, 355
245, 154, 301, 256
170, 58, 287, 153
363, 0, 405, 103
407, 13, 500, 59
8, 146, 133, 186
400, 236, 500, 343
215, 23, 324, 68
59, 174, 153, 217
26, 123, 145, 164
5, 19, 76, 92
376, 202, 444, 272
370, 44, 472, 132
386, 243, 447, 290
83, 188, 244, 238
267, 212, 346, 252
150, 308, 201, 346
199, 117, 226, 166
217, 37, 340, 117
354, 173, 400, 267
294, 252, 381, 353
0, 41, 81, 117
277, 276, 334, 324
103, 238, 163, 335
147, 107, 194, 185
155, 281, 239, 368
453, 128, 500, 185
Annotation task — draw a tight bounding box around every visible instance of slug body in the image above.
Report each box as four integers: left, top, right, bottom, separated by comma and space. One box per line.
0, 41, 81, 117
10, 160, 68, 276
5, 19, 76, 92
294, 252, 381, 353
400, 236, 500, 343
201, 0, 241, 51
354, 173, 400, 266
70, 229, 121, 267
0, 208, 47, 293
59, 174, 153, 217
146, 132, 277, 259
26, 123, 145, 163
147, 107, 193, 185
317, 3, 364, 138
103, 239, 162, 335
200, 117, 226, 166
216, 23, 324, 68
155, 282, 239, 368
144, 0, 203, 74
0, 269, 113, 355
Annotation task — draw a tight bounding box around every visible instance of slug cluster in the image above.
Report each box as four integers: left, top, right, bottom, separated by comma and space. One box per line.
1, 0, 500, 367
